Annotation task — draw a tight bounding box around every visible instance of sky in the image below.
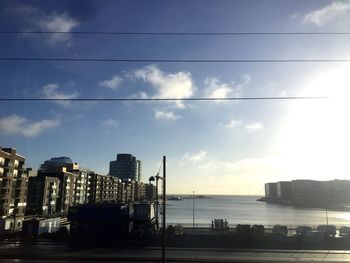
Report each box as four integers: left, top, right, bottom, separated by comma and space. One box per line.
1, 0, 350, 195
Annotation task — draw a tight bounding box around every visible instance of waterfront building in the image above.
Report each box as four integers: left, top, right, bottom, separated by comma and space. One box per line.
264, 183, 278, 201
32, 157, 91, 214
0, 147, 28, 233
88, 172, 103, 204
109, 154, 142, 182
117, 181, 126, 203
37, 167, 76, 214
101, 175, 119, 203
26, 175, 60, 216
264, 179, 350, 208
276, 181, 293, 201
73, 169, 90, 205
88, 172, 120, 204
135, 182, 146, 201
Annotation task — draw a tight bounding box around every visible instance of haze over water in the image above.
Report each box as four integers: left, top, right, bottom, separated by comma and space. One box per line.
166, 196, 350, 226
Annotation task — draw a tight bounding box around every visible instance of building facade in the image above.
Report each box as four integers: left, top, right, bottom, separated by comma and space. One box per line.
276, 181, 293, 201
265, 179, 350, 208
36, 168, 76, 215
264, 183, 277, 201
25, 154, 154, 220
109, 154, 142, 182
88, 172, 120, 204
0, 147, 28, 232
26, 175, 60, 216
31, 157, 91, 214
73, 169, 90, 205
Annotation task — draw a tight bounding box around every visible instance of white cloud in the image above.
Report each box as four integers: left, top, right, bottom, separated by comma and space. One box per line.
182, 150, 207, 162
134, 65, 196, 108
303, 2, 350, 26
39, 12, 79, 43
204, 78, 234, 98
99, 75, 123, 90
245, 122, 263, 132
154, 110, 180, 120
41, 83, 78, 107
7, 3, 79, 44
0, 115, 60, 137
101, 118, 118, 128
204, 74, 251, 101
221, 118, 264, 132
221, 118, 242, 128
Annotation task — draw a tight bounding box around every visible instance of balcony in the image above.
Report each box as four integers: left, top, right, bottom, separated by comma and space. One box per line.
2, 161, 10, 168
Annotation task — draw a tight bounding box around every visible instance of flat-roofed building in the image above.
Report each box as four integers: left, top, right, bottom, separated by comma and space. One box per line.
0, 147, 28, 233
37, 167, 76, 215
277, 181, 293, 201
88, 172, 119, 204
26, 175, 60, 216
109, 154, 142, 182
264, 183, 278, 201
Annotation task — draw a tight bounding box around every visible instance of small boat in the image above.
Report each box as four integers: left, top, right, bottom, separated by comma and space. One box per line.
167, 196, 182, 201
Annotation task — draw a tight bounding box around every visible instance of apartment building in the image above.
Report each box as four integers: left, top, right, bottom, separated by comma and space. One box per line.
0, 147, 28, 232
26, 175, 60, 216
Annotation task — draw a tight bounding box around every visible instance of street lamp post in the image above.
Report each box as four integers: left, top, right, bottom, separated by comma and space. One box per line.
192, 190, 195, 229
162, 156, 166, 263
148, 176, 158, 230
149, 156, 166, 263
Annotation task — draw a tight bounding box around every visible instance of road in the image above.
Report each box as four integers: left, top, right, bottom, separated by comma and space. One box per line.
1, 240, 350, 262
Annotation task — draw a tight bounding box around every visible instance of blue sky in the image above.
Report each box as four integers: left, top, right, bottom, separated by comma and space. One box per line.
1, 0, 350, 194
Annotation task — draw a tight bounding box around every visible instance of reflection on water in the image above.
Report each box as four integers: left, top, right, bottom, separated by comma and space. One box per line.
166, 195, 350, 226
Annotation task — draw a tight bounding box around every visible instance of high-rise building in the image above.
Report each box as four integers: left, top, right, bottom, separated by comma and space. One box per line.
109, 154, 142, 182
0, 147, 28, 232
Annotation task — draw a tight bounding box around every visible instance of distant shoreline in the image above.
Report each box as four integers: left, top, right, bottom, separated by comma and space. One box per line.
167, 194, 263, 197
258, 197, 350, 212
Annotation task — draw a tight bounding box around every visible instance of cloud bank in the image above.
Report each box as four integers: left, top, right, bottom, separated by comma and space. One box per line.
303, 2, 350, 26
0, 115, 60, 137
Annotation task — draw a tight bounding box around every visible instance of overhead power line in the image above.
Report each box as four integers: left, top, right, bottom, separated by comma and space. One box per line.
1, 31, 350, 36
0, 57, 349, 63
0, 97, 333, 102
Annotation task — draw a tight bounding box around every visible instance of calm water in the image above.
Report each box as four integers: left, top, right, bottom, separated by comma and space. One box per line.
166, 195, 350, 226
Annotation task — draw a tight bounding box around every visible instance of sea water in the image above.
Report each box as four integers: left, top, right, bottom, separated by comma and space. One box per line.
165, 195, 350, 226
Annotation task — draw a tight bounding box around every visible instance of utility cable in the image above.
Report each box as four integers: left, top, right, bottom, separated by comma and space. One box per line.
0, 96, 334, 102
2, 31, 350, 36
0, 57, 349, 63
